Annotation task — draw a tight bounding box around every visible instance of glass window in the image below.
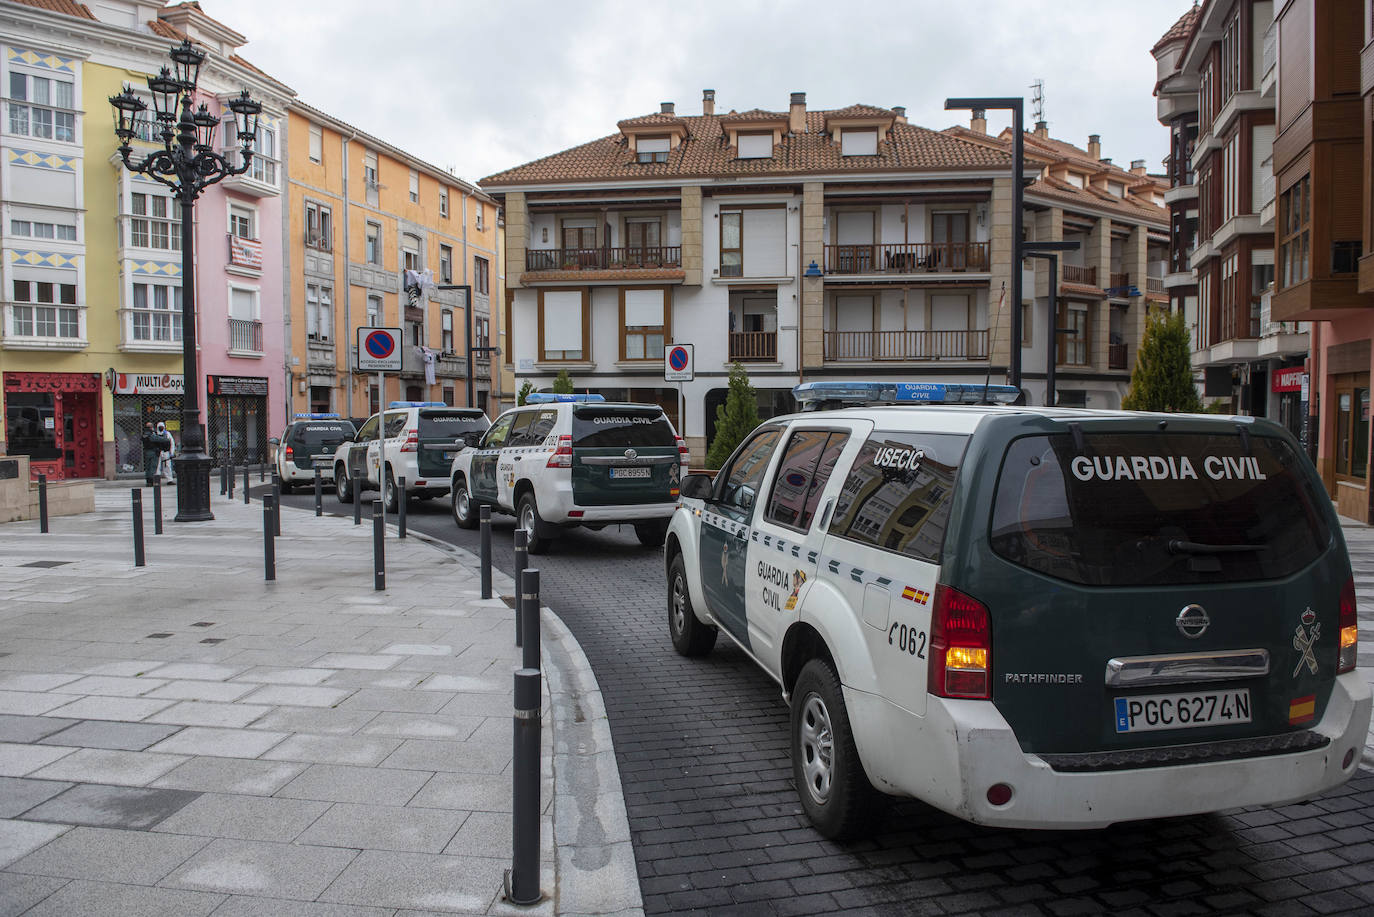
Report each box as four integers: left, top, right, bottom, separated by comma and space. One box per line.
356, 415, 380, 440
571, 407, 675, 448
720, 211, 742, 277
382, 411, 408, 438
716, 428, 783, 512
418, 411, 489, 440
440, 245, 453, 283
7, 72, 75, 142
5, 393, 60, 460
830, 431, 969, 563
366, 222, 381, 264
504, 410, 541, 447
481, 412, 516, 449
765, 430, 850, 531
439, 187, 449, 218
308, 124, 322, 163
474, 256, 489, 295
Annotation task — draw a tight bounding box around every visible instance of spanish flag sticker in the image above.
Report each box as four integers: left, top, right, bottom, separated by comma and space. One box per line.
1289, 694, 1316, 725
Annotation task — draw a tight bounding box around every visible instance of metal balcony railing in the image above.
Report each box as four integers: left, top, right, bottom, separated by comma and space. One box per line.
823, 241, 990, 275
228, 318, 262, 353
1108, 343, 1127, 370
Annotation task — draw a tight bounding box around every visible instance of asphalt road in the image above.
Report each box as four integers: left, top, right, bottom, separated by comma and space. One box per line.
277, 485, 1374, 916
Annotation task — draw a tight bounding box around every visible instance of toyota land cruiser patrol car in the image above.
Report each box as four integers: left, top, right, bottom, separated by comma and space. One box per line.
334, 402, 489, 512
273, 414, 355, 492
666, 381, 1370, 839
449, 393, 689, 554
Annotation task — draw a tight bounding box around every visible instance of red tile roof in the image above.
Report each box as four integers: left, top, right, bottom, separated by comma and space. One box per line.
825, 104, 898, 121
1153, 3, 1200, 53
8, 0, 96, 19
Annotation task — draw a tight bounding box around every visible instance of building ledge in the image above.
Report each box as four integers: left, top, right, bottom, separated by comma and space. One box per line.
1163, 183, 1197, 205
520, 269, 684, 285
119, 341, 182, 354
1256, 331, 1309, 359
227, 349, 264, 359
823, 272, 991, 285
1192, 337, 1260, 368
1212, 214, 1267, 251
1163, 270, 1196, 290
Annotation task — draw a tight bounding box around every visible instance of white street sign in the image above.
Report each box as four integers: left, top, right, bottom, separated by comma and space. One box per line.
665, 344, 694, 382
357, 327, 403, 372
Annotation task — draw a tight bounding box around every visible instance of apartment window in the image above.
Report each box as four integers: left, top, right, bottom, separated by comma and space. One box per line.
129, 192, 180, 251
11, 220, 76, 241
637, 136, 669, 164
305, 201, 332, 250
131, 282, 182, 342
442, 385, 455, 406
1107, 181, 1124, 197
504, 289, 513, 366
718, 207, 787, 277
308, 124, 322, 163
7, 70, 75, 141
1057, 302, 1090, 365
1222, 133, 1239, 223
475, 203, 485, 231
538, 288, 589, 361
1220, 13, 1240, 103
366, 294, 381, 326
229, 205, 255, 240
439, 187, 449, 218
363, 151, 379, 188
441, 309, 453, 351
1220, 254, 1238, 340
737, 132, 772, 159
1065, 173, 1084, 189
1199, 64, 1214, 132
474, 256, 489, 295
365, 222, 382, 265
12, 279, 78, 338
1333, 241, 1362, 274
1279, 176, 1310, 288
626, 218, 661, 251
475, 315, 490, 350
720, 212, 742, 276
306, 284, 332, 341
1021, 301, 1033, 346
841, 129, 878, 156
402, 233, 421, 272
409, 169, 419, 203
440, 244, 453, 283
621, 287, 668, 360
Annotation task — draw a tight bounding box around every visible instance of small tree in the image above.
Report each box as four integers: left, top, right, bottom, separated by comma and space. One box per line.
552, 369, 575, 394
1122, 308, 1203, 413
706, 363, 762, 470
516, 381, 534, 406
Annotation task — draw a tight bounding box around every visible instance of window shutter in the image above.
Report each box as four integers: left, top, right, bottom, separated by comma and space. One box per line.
624, 289, 664, 327
742, 209, 786, 276
841, 129, 878, 156
738, 133, 772, 159
543, 291, 583, 351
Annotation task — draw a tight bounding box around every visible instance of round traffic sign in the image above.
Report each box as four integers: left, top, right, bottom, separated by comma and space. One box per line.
668, 346, 690, 372
364, 330, 395, 359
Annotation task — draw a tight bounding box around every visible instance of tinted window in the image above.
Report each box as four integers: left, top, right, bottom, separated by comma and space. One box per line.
830, 431, 968, 563
765, 430, 850, 531
572, 407, 675, 448
291, 422, 355, 448
419, 411, 489, 440
717, 428, 782, 512
383, 411, 408, 437
356, 416, 380, 440
989, 432, 1331, 586
481, 413, 515, 449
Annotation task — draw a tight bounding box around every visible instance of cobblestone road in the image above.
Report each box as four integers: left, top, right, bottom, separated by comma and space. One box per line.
286, 491, 1374, 916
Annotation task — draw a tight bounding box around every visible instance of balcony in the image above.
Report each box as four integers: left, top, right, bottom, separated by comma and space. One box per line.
728, 331, 777, 363
1108, 343, 1127, 370
526, 246, 682, 271
824, 329, 988, 362
1062, 264, 1097, 286
227, 318, 263, 355
1108, 272, 1130, 289
221, 149, 280, 197
823, 242, 990, 276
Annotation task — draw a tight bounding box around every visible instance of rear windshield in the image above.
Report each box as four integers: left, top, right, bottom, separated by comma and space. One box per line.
292, 422, 354, 447
989, 432, 1331, 586
419, 412, 489, 440
572, 407, 675, 448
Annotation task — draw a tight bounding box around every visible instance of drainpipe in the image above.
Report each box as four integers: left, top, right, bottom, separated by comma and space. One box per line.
341, 128, 357, 416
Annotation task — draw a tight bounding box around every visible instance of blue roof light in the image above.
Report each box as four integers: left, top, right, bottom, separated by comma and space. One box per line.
294, 412, 341, 419
388, 401, 447, 408
793, 381, 1021, 411
524, 393, 606, 404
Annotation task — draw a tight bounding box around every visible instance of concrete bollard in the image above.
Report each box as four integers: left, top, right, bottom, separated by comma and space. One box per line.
131, 489, 145, 567
513, 527, 528, 647
521, 568, 540, 672
372, 499, 386, 591
480, 504, 492, 600
397, 477, 407, 539
152, 481, 163, 535
37, 473, 48, 534
506, 666, 542, 907
314, 467, 323, 516
353, 474, 363, 526
263, 493, 276, 581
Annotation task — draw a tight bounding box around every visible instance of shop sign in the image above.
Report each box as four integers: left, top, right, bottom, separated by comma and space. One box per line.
1272, 368, 1305, 393
114, 372, 184, 395
207, 374, 269, 397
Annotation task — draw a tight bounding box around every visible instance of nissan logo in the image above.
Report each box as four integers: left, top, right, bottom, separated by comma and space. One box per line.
624, 448, 638, 460
1176, 604, 1210, 639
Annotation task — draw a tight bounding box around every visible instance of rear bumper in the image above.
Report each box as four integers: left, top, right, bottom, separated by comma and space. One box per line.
282, 461, 334, 483
846, 671, 1372, 829
536, 479, 677, 524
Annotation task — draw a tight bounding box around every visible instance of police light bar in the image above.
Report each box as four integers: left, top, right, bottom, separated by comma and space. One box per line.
524, 393, 606, 404
294, 412, 341, 419
387, 401, 447, 408
793, 381, 1021, 411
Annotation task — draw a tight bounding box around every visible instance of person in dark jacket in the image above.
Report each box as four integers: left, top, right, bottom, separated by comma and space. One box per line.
141, 422, 169, 485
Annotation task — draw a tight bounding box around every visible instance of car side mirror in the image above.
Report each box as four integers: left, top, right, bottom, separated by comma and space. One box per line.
679, 473, 713, 500
268, 437, 280, 447
462, 430, 484, 448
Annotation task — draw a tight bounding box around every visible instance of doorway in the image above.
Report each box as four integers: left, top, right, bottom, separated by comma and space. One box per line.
1332, 372, 1370, 484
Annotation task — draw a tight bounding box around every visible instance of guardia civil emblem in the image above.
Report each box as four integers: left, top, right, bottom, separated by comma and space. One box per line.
1292, 607, 1320, 678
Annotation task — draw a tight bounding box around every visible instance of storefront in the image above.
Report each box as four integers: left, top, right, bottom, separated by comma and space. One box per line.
1271, 366, 1306, 445
207, 374, 269, 466
112, 372, 184, 478
2, 371, 103, 481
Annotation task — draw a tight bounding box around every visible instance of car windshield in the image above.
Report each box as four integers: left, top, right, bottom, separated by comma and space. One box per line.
419, 412, 489, 440
294, 423, 354, 448
572, 407, 675, 448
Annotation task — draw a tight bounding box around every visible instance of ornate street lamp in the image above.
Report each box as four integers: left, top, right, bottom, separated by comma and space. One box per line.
110, 39, 263, 521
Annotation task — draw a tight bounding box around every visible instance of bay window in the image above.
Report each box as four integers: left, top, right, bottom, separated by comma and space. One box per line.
7, 70, 75, 142
131, 282, 182, 342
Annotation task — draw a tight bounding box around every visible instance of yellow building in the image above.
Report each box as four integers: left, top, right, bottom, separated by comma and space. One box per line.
284, 103, 500, 423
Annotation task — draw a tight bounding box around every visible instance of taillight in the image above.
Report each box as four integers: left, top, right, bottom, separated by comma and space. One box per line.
928, 585, 991, 699
400, 431, 418, 453
675, 434, 690, 465
1338, 576, 1358, 674
284, 446, 294, 460
547, 435, 573, 469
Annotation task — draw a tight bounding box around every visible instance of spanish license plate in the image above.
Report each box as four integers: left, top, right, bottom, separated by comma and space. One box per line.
1114, 689, 1251, 733
609, 466, 650, 479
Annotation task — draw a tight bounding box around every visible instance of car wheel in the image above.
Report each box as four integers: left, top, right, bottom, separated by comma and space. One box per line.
384, 469, 400, 514
635, 519, 669, 548
335, 465, 353, 504
279, 478, 294, 494
451, 476, 477, 530
791, 658, 877, 840
668, 553, 716, 657
518, 493, 551, 555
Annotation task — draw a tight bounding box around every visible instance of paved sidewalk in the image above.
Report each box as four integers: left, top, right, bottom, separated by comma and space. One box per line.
0, 485, 641, 917
1336, 515, 1374, 769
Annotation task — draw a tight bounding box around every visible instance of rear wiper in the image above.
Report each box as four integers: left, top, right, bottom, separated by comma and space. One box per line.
1168, 539, 1265, 555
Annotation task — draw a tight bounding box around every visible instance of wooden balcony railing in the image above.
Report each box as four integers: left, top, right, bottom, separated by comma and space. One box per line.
823, 242, 990, 275
728, 331, 777, 362
1063, 264, 1097, 285
1108, 343, 1127, 370
1109, 272, 1130, 289
228, 318, 262, 353
1146, 276, 1165, 294
824, 329, 989, 361
525, 246, 682, 271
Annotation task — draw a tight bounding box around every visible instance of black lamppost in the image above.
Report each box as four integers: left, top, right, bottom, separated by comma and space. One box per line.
110, 40, 262, 521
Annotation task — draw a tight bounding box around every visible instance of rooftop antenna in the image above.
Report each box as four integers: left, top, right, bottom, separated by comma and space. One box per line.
1030, 79, 1045, 125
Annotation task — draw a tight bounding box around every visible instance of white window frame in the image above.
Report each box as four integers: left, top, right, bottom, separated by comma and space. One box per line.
409, 169, 419, 203
229, 204, 257, 241
737, 132, 773, 159
306, 283, 332, 342
439, 187, 450, 218
6, 66, 77, 143
125, 184, 181, 253
128, 279, 183, 344
308, 123, 323, 163
7, 276, 83, 343
401, 232, 422, 272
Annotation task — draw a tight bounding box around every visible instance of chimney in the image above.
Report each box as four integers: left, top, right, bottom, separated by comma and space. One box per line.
789, 91, 806, 134
1087, 134, 1101, 160
970, 108, 987, 135
1130, 159, 1147, 175
892, 105, 907, 124
1099, 158, 1112, 168
702, 89, 715, 116
1034, 120, 1049, 139
660, 101, 675, 116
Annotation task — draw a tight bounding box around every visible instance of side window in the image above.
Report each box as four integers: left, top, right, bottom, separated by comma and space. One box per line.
526, 410, 558, 445
505, 411, 538, 447
482, 413, 515, 449
356, 416, 380, 440
717, 428, 782, 512
765, 430, 850, 531
383, 412, 408, 438
830, 431, 969, 563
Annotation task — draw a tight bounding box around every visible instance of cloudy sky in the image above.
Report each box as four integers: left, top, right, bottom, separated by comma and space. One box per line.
214, 0, 1194, 184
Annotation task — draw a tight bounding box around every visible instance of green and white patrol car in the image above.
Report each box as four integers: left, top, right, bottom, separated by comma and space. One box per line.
449, 393, 689, 553
665, 381, 1370, 839
273, 414, 356, 492
334, 402, 490, 512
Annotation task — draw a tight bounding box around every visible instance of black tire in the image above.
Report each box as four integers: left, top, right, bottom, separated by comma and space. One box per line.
635, 519, 669, 548
517, 492, 551, 555
791, 658, 877, 840
383, 469, 400, 514
335, 465, 354, 504
451, 475, 477, 529
668, 553, 716, 657
279, 478, 295, 494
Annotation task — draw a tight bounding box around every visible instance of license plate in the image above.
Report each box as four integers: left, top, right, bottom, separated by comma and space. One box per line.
609, 466, 650, 479
1114, 689, 1251, 733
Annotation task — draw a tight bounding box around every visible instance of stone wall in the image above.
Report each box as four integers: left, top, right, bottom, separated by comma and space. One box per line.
0, 455, 95, 524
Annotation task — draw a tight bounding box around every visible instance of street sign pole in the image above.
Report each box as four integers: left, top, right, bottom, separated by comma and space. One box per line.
665, 344, 695, 461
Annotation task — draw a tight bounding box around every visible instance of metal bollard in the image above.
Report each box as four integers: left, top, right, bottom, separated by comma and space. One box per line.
152, 481, 163, 535
372, 499, 385, 591
272, 479, 281, 537
480, 504, 492, 600
353, 474, 362, 526
521, 568, 540, 672
219, 457, 227, 496
513, 528, 528, 647
227, 461, 235, 500
314, 467, 322, 517
243, 465, 250, 504
506, 666, 542, 906
131, 489, 145, 567
263, 493, 276, 581
37, 473, 48, 534
259, 461, 265, 483
397, 477, 407, 539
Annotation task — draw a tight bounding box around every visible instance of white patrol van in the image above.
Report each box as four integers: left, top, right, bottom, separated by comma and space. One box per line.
449, 393, 689, 554
666, 381, 1370, 839
334, 402, 489, 512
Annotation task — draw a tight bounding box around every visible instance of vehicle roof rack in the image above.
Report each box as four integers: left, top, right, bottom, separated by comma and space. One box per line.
793, 381, 1021, 412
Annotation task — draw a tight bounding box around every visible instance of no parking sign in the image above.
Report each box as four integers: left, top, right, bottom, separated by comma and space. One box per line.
357, 327, 402, 371
664, 343, 694, 382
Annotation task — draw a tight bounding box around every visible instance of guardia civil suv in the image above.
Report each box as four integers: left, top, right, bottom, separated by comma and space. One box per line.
666, 381, 1370, 839
273, 414, 356, 492
334, 402, 489, 512
449, 393, 689, 553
